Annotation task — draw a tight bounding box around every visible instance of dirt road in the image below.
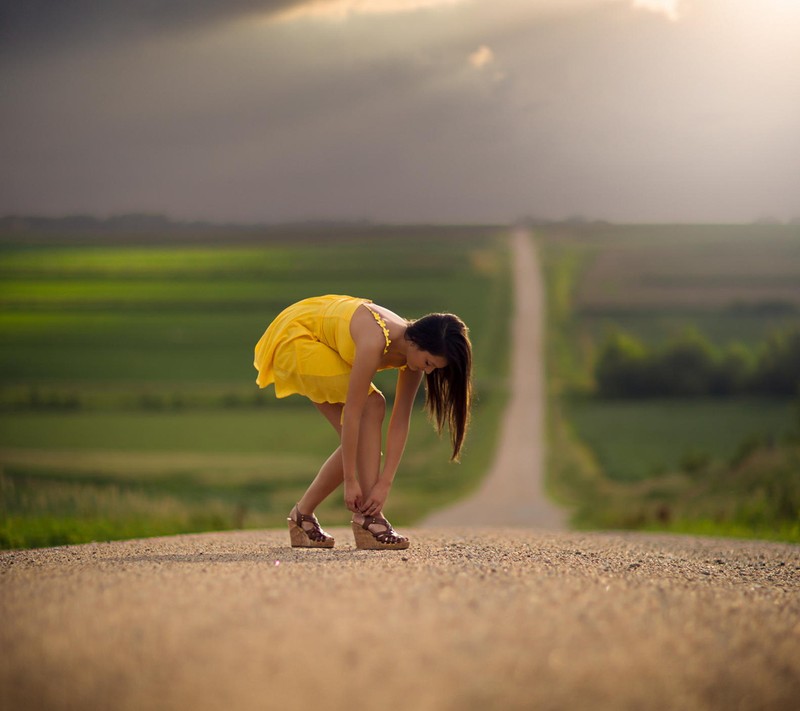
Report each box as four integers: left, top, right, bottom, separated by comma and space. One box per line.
2, 529, 799, 711
2, 230, 799, 710
423, 229, 565, 528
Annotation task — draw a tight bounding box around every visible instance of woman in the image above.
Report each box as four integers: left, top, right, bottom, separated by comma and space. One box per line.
254, 294, 473, 550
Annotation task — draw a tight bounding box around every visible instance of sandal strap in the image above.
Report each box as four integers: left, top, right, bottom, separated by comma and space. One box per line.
294, 510, 317, 524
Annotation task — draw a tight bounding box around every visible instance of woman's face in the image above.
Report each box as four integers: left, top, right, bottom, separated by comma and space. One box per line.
407, 343, 448, 374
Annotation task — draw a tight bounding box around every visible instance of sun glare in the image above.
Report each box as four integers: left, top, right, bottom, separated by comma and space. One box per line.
469, 45, 494, 69
631, 0, 681, 22
274, 0, 469, 23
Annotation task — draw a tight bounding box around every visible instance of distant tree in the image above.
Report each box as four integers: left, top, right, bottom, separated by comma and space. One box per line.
595, 331, 651, 398
594, 325, 800, 400
753, 328, 800, 396
712, 343, 755, 396
651, 329, 717, 397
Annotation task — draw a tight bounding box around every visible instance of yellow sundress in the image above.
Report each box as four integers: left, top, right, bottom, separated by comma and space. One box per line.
254, 294, 393, 404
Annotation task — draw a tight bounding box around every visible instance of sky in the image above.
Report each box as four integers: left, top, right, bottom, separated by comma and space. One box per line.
1, 0, 799, 224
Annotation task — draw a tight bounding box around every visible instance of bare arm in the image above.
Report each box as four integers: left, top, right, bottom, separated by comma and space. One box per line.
382, 367, 424, 484
341, 314, 385, 511
361, 367, 423, 515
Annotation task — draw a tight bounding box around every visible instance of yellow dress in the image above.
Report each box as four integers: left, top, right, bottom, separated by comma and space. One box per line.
254, 294, 393, 404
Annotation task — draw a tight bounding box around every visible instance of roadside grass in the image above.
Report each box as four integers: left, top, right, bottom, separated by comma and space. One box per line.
0, 396, 505, 547
0, 226, 511, 549
537, 224, 800, 543
581, 443, 800, 545
565, 398, 795, 483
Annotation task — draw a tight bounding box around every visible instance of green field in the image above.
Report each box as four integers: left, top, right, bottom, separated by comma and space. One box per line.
566, 398, 795, 482
6, 222, 798, 548
538, 223, 800, 543
573, 224, 800, 350
0, 226, 512, 549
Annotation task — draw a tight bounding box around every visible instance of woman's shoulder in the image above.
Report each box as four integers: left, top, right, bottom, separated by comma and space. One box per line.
363, 302, 406, 328
350, 301, 406, 358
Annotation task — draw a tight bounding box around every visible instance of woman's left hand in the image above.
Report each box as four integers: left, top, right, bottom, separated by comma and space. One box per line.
361, 480, 390, 516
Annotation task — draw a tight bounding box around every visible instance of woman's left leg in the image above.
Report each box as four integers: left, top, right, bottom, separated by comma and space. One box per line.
296, 402, 344, 514
289, 402, 343, 546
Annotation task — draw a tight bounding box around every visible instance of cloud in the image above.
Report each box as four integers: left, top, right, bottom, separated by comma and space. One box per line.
274, 0, 469, 22
2, 0, 799, 223
631, 0, 681, 22
0, 1, 300, 53
468, 45, 495, 69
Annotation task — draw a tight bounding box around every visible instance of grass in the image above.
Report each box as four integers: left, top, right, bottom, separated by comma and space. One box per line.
537, 223, 800, 543
572, 223, 800, 353
0, 225, 512, 549
566, 398, 795, 482
1, 231, 507, 385
0, 410, 339, 453
0, 397, 505, 547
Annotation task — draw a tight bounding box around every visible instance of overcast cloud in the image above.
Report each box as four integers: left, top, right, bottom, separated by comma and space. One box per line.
1, 0, 798, 223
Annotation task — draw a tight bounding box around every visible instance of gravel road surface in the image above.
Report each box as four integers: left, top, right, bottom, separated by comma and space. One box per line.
2, 528, 799, 711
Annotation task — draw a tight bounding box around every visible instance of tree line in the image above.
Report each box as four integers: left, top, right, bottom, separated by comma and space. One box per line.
594, 326, 800, 399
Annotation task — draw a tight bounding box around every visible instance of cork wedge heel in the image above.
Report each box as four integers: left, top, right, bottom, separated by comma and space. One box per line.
351, 515, 409, 550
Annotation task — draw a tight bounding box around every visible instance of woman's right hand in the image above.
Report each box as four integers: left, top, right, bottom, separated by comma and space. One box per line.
343, 479, 363, 513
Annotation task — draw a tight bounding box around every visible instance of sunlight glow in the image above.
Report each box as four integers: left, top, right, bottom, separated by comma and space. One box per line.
469, 45, 494, 69
275, 0, 469, 22
631, 0, 681, 22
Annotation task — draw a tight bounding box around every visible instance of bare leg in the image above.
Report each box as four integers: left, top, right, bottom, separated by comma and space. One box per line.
296, 403, 344, 519
297, 446, 344, 514
351, 392, 390, 529
297, 394, 385, 515
355, 391, 385, 501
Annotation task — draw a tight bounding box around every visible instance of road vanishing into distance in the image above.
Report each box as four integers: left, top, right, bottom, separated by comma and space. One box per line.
423, 228, 565, 529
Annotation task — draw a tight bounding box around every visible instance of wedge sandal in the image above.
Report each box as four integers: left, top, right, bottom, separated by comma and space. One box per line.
287, 505, 335, 548
351, 515, 409, 550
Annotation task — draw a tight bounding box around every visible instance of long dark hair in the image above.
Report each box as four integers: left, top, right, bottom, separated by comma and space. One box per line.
405, 313, 473, 461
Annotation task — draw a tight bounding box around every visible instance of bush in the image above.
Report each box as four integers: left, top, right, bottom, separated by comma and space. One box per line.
594, 325, 800, 399
594, 331, 651, 398
712, 344, 754, 396
753, 329, 800, 396
651, 329, 717, 397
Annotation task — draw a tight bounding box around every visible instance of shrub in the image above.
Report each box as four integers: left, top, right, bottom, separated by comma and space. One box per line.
711, 344, 754, 396
651, 329, 717, 397
753, 329, 800, 396
594, 331, 651, 398
594, 326, 800, 399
